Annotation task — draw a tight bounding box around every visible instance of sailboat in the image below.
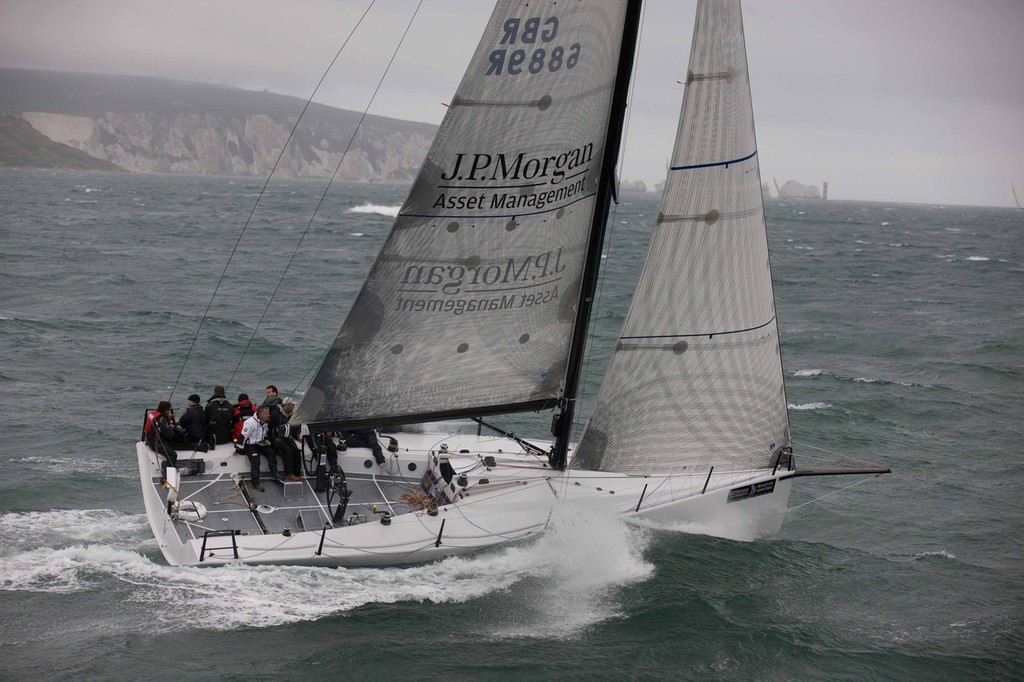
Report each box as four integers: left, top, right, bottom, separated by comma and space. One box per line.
138, 0, 888, 567
1013, 182, 1022, 210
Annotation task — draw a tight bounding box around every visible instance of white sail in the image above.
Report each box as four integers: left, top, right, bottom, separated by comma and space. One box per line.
576, 0, 791, 474
294, 1, 632, 430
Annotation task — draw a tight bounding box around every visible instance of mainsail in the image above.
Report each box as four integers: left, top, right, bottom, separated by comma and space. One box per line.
576, 0, 791, 474
294, 2, 635, 430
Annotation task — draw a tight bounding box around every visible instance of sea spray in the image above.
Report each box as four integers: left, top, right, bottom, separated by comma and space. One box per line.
463, 503, 654, 639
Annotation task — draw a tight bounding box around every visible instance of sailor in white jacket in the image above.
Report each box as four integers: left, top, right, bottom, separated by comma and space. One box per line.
240, 405, 279, 489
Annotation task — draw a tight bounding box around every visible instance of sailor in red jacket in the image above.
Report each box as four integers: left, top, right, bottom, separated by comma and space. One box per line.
232, 393, 256, 442
143, 400, 180, 465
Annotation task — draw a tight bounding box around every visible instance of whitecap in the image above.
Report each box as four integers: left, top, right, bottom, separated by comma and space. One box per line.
915, 549, 957, 561
793, 369, 826, 377
788, 402, 831, 411
348, 203, 400, 217
965, 256, 990, 262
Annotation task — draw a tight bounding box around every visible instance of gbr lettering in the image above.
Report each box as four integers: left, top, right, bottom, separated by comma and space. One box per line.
486, 16, 580, 76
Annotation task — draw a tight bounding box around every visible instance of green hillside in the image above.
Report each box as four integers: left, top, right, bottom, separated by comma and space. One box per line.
0, 114, 122, 171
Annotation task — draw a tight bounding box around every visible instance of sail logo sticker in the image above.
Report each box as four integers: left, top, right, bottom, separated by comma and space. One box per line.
727, 479, 776, 503
393, 248, 564, 316
487, 16, 580, 76
441, 145, 592, 185
433, 144, 594, 214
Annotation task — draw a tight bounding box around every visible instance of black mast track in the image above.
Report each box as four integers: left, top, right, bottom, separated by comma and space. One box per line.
549, 0, 644, 469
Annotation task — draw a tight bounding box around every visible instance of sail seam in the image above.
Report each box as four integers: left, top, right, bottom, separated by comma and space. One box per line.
671, 150, 756, 171
619, 316, 776, 341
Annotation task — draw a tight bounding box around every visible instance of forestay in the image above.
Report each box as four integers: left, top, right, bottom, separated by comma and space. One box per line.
575, 0, 791, 474
293, 1, 632, 430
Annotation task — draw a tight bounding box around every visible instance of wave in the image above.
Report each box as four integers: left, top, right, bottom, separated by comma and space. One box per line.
348, 203, 400, 217
914, 549, 957, 561
790, 368, 922, 388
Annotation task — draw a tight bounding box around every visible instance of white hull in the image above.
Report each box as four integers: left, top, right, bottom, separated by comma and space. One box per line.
138, 428, 793, 567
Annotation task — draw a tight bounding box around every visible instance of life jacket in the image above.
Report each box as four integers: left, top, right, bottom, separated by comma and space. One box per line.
232, 400, 256, 440
234, 400, 255, 421
143, 409, 161, 437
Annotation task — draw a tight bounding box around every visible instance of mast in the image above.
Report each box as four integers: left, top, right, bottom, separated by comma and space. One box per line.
549, 0, 643, 469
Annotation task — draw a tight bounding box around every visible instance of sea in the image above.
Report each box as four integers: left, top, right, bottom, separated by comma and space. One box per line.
1, 167, 1022, 680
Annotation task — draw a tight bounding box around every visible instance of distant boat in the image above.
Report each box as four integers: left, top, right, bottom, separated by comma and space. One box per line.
1014, 182, 1022, 210
138, 0, 889, 567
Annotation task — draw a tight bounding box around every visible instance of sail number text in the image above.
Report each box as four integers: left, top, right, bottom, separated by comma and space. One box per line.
488, 16, 580, 76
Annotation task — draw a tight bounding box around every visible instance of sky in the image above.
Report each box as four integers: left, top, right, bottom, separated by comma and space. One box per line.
2, 0, 1023, 207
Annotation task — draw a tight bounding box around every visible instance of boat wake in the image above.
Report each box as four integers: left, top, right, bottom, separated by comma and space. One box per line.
15, 455, 139, 477
0, 506, 653, 635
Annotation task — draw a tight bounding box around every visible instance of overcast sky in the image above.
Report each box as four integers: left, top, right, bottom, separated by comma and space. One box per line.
2, 0, 1023, 207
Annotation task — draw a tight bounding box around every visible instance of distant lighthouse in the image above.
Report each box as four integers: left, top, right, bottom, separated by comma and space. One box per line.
822, 181, 829, 200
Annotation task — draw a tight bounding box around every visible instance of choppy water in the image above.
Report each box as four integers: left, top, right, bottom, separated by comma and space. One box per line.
1, 168, 1022, 680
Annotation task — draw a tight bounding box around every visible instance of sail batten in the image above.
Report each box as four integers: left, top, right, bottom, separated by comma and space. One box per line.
671, 149, 756, 171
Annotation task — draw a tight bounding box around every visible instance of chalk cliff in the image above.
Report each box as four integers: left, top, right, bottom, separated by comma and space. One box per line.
778, 180, 821, 199
0, 68, 436, 180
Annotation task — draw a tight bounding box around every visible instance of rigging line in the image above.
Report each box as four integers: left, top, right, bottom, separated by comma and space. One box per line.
167, 0, 379, 402
288, 344, 330, 402
786, 475, 880, 512
791, 439, 889, 470
229, 0, 426, 398
572, 1, 649, 474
